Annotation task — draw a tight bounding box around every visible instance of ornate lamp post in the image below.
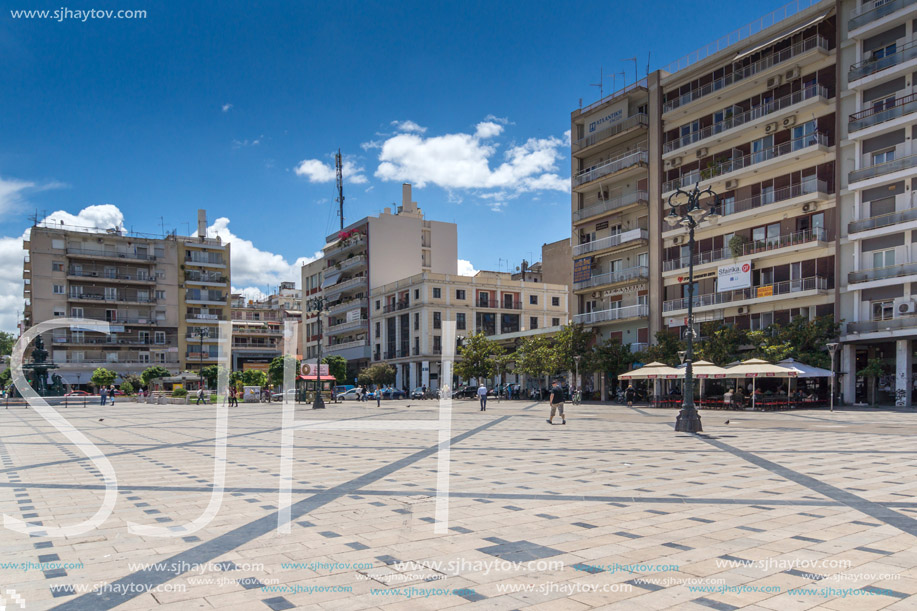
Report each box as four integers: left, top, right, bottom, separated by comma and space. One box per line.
827, 342, 838, 412
665, 183, 720, 434
307, 296, 326, 410
198, 327, 209, 392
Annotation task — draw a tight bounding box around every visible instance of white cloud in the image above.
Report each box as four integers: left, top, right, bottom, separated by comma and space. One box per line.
232, 286, 268, 302
232, 135, 263, 148
457, 259, 478, 276
222, 103, 233, 113
294, 157, 368, 184
483, 114, 512, 125
373, 120, 569, 194
360, 139, 382, 151
488, 201, 506, 213
0, 176, 68, 218
390, 120, 427, 134
203, 217, 322, 289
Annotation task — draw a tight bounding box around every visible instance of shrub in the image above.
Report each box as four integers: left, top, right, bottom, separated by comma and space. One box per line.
172, 387, 188, 398
120, 380, 134, 396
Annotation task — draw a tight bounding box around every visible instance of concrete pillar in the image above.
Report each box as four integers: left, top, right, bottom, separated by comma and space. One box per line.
421, 360, 430, 388
395, 366, 403, 391
896, 339, 912, 407
407, 362, 415, 390
841, 344, 855, 406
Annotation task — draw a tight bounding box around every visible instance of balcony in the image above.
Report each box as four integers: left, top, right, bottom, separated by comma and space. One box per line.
186, 313, 226, 323
573, 191, 648, 224
328, 254, 367, 273
849, 92, 917, 133
184, 272, 227, 285
574, 266, 648, 291
67, 270, 156, 284
845, 316, 917, 335
324, 275, 366, 298
383, 349, 410, 359
501, 301, 522, 310
572, 229, 648, 257
68, 293, 156, 305
60, 357, 179, 366
67, 247, 155, 262
186, 352, 220, 361
629, 342, 649, 353
663, 132, 829, 194
849, 39, 917, 82
326, 318, 368, 336
572, 114, 648, 153
324, 234, 366, 257
664, 85, 829, 153
851, 0, 917, 31
663, 35, 830, 113
849, 262, 917, 284
573, 304, 648, 325
849, 152, 917, 184
850, 205, 917, 234
664, 228, 827, 272
573, 150, 647, 188
185, 295, 227, 305
327, 339, 367, 352
57, 337, 174, 346
230, 325, 283, 336
663, 276, 829, 313
326, 297, 367, 316
382, 300, 410, 313
232, 341, 278, 351
184, 254, 225, 267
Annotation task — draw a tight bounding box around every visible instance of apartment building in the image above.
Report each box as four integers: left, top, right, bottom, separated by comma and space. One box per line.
230, 294, 288, 372
24, 223, 182, 386
369, 271, 568, 390
837, 0, 917, 406
303, 184, 458, 377
570, 79, 654, 353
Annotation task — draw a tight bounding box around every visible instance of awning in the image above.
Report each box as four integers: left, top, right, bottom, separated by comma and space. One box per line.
732, 9, 831, 61
724, 358, 797, 378
777, 358, 833, 378
321, 271, 342, 289
619, 361, 681, 380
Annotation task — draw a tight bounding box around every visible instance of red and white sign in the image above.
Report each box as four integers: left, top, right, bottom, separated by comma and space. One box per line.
300, 362, 330, 376
717, 262, 752, 292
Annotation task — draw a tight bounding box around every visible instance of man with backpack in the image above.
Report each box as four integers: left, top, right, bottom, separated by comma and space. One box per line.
547, 380, 566, 425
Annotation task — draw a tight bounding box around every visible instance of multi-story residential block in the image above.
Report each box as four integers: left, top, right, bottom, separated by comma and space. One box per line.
302, 184, 457, 377
370, 271, 568, 390
24, 219, 192, 387
837, 0, 917, 405
230, 281, 303, 371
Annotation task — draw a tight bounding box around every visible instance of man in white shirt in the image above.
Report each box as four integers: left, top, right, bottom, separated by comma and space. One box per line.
477, 383, 488, 411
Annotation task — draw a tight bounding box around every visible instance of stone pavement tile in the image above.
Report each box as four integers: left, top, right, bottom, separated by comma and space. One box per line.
821, 595, 902, 611
152, 597, 216, 609
757, 592, 843, 611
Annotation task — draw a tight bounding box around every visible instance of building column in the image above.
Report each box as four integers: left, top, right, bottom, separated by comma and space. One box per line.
421, 360, 430, 388
395, 365, 403, 390
897, 339, 912, 407
840, 344, 855, 406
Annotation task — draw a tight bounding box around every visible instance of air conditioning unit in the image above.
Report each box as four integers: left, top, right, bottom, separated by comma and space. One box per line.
783, 115, 797, 128
666, 156, 683, 169
802, 202, 815, 212
785, 66, 800, 80
766, 75, 782, 89
895, 297, 916, 316
673, 236, 684, 245
90, 271, 98, 277
724, 179, 738, 190
737, 307, 746, 314
696, 147, 708, 159
765, 122, 779, 134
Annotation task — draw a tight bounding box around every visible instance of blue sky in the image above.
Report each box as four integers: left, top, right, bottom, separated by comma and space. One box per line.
1, 0, 783, 330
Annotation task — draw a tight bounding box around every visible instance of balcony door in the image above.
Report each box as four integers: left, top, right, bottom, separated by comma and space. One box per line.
791, 120, 817, 150
104, 287, 117, 301
873, 248, 895, 269
789, 262, 803, 292
752, 222, 781, 250
751, 135, 773, 164
503, 293, 514, 309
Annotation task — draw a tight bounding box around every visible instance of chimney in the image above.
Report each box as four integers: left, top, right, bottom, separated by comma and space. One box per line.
197, 209, 207, 238
402, 183, 416, 213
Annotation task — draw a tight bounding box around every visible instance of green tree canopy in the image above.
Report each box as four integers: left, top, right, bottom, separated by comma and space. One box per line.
0, 367, 11, 389
515, 335, 558, 384
120, 380, 135, 395
241, 370, 268, 387
140, 365, 172, 386
200, 365, 228, 389
591, 339, 637, 386
268, 356, 300, 387
322, 355, 347, 384
357, 363, 396, 387
553, 324, 594, 374
91, 367, 117, 388
0, 331, 16, 357
695, 322, 748, 366
636, 331, 684, 366
454, 332, 502, 382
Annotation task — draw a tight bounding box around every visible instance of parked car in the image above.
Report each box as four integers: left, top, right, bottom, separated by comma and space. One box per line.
338, 388, 362, 400
454, 386, 479, 399
410, 387, 428, 399
334, 385, 355, 395
381, 388, 407, 399
270, 389, 297, 402
65, 390, 91, 397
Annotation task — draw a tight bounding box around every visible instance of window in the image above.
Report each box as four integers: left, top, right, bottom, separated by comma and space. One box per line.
433, 336, 442, 352
456, 312, 466, 330
375, 300, 380, 310
433, 287, 441, 299
53, 284, 64, 294
414, 289, 420, 299
70, 307, 83, 318
52, 262, 63, 272
761, 185, 775, 205
637, 294, 648, 306
433, 311, 441, 329
156, 353, 166, 364
637, 253, 648, 268
155, 290, 165, 300
139, 331, 150, 344
530, 317, 538, 330
872, 300, 895, 321
720, 195, 736, 216
791, 119, 817, 149
53, 308, 65, 317
752, 222, 780, 248
873, 248, 895, 269
414, 312, 419, 331
873, 148, 895, 166
529, 295, 538, 305
456, 289, 465, 300
154, 331, 166, 344
751, 135, 773, 164
552, 297, 560, 306
873, 42, 896, 60
51, 239, 64, 250
375, 322, 380, 338
552, 317, 560, 326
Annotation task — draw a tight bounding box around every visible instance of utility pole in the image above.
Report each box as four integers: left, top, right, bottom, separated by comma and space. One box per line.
308, 296, 326, 409
335, 150, 345, 231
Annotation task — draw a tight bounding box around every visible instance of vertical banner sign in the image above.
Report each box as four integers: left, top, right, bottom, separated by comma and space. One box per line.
573, 257, 593, 284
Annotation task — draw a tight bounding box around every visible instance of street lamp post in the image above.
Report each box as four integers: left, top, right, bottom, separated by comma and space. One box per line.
827, 342, 839, 412
665, 183, 720, 434
198, 328, 208, 393
308, 296, 326, 410
574, 354, 581, 396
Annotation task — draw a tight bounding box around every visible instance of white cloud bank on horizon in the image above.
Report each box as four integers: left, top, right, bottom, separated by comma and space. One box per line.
457, 259, 478, 276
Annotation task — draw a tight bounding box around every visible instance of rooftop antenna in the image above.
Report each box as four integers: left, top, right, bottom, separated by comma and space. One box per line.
335, 149, 345, 231
159, 216, 165, 236
617, 71, 626, 90
590, 65, 603, 100
646, 51, 651, 78
624, 57, 638, 86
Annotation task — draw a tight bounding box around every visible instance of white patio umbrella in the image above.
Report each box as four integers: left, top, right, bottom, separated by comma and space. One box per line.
675, 360, 730, 404
776, 358, 832, 378
724, 358, 797, 409
618, 361, 681, 380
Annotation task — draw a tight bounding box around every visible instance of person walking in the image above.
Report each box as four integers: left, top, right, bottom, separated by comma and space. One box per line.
196, 387, 204, 405
376, 388, 381, 407
477, 383, 487, 411
109, 385, 116, 406
100, 386, 107, 406
547, 380, 566, 425
625, 384, 636, 408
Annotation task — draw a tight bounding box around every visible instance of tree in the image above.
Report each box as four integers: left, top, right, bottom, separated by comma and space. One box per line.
591, 339, 637, 392
120, 380, 135, 395
636, 331, 683, 366
141, 366, 171, 387
357, 363, 396, 387
515, 335, 558, 392
0, 331, 15, 357
241, 370, 268, 387
0, 367, 10, 389
553, 324, 594, 376
454, 332, 501, 382
90, 367, 117, 389
857, 359, 888, 406
268, 356, 300, 388
746, 316, 839, 366
695, 323, 747, 366
322, 355, 347, 385
200, 365, 224, 390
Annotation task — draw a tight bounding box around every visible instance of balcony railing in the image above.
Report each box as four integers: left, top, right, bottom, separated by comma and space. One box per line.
62, 357, 179, 365
681, 180, 828, 226
574, 266, 649, 290
846, 316, 917, 334
849, 262, 917, 284
664, 132, 828, 193
664, 229, 826, 271
663, 276, 828, 312
185, 272, 227, 283
67, 247, 155, 261
327, 339, 367, 352
629, 342, 649, 353
573, 304, 648, 325
58, 337, 174, 346
849, 92, 917, 132
325, 234, 366, 255
327, 297, 367, 315
502, 301, 522, 310
67, 270, 155, 282
184, 254, 225, 265
382, 300, 410, 313
327, 318, 368, 334
851, 0, 917, 30
664, 85, 828, 153
324, 275, 366, 295
69, 293, 156, 304
186, 313, 226, 321
573, 150, 648, 187
850, 39, 917, 82
328, 254, 367, 272
850, 205, 917, 233
663, 35, 830, 113
849, 152, 917, 184
573, 191, 648, 223
572, 229, 648, 257
573, 114, 648, 153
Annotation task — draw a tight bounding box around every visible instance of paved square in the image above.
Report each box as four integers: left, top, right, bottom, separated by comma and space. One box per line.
1, 400, 917, 609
